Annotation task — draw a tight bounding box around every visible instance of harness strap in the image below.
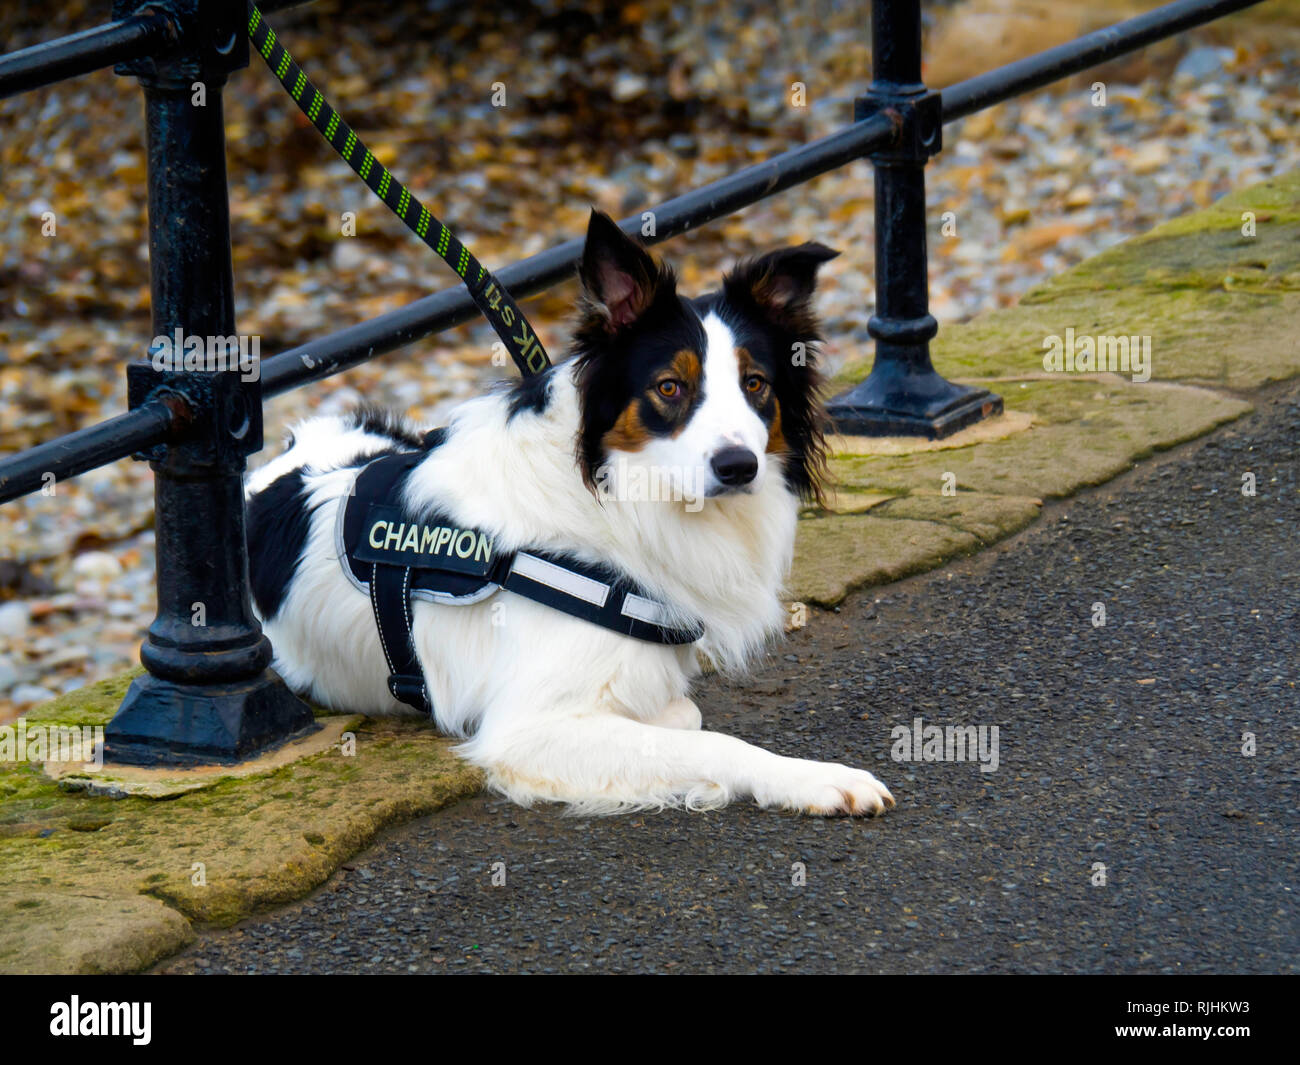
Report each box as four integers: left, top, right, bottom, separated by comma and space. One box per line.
370, 561, 430, 713
498, 552, 703, 645
342, 442, 436, 713
371, 544, 705, 715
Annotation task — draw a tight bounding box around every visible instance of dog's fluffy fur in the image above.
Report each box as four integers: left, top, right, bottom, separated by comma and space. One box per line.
244, 212, 893, 816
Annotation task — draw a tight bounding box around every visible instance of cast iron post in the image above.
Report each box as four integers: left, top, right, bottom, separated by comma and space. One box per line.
104, 0, 316, 764
826, 0, 1002, 437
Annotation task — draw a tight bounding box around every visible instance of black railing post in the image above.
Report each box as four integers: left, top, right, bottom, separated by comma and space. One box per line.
103, 0, 315, 764
826, 0, 1002, 438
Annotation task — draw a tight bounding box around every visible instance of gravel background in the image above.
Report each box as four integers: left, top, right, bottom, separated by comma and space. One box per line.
157, 379, 1299, 975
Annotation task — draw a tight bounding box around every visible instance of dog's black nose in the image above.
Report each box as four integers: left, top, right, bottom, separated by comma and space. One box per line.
711, 446, 758, 487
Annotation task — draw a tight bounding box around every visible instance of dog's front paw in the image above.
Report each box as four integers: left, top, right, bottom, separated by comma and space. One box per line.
761, 761, 895, 817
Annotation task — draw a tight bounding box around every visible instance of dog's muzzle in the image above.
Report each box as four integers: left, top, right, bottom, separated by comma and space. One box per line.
710, 446, 758, 490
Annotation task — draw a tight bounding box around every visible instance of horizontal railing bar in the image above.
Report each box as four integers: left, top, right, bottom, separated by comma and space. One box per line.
262, 0, 1266, 396
0, 9, 175, 102
260, 111, 897, 395
0, 112, 896, 503
0, 401, 176, 506
941, 0, 1266, 121
0, 0, 1265, 501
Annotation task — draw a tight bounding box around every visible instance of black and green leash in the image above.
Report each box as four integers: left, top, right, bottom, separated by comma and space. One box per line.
246, 3, 550, 379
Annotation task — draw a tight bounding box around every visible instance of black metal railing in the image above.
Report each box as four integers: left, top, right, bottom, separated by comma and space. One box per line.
0, 0, 1266, 764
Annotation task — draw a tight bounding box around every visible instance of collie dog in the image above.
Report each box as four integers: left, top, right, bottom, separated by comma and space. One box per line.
244, 211, 893, 816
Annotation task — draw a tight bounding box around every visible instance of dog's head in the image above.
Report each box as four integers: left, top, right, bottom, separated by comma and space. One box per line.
572, 210, 836, 507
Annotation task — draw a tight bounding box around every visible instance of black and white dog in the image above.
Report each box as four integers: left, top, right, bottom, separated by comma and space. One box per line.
244, 211, 893, 816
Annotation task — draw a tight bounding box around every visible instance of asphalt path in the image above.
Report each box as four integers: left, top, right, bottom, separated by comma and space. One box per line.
159, 380, 1299, 974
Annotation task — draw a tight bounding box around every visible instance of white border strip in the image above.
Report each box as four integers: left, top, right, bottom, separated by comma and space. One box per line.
511, 552, 610, 607
621, 593, 668, 626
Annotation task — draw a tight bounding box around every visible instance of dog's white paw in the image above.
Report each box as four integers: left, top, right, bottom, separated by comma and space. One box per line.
760, 761, 895, 817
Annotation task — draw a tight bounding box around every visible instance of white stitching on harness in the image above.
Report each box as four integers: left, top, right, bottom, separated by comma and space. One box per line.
401, 566, 413, 643
371, 561, 398, 676
400, 566, 428, 706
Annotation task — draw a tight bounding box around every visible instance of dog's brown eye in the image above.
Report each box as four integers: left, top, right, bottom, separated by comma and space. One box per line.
657, 379, 682, 399
745, 374, 766, 393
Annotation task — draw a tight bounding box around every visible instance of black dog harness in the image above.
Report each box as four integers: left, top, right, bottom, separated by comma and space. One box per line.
338, 430, 704, 713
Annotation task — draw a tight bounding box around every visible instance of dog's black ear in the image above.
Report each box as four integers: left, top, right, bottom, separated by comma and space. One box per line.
579, 210, 665, 331
725, 243, 839, 332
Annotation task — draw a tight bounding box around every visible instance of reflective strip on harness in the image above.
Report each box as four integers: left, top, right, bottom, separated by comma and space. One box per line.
508, 553, 609, 607
622, 593, 669, 626
340, 431, 704, 714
